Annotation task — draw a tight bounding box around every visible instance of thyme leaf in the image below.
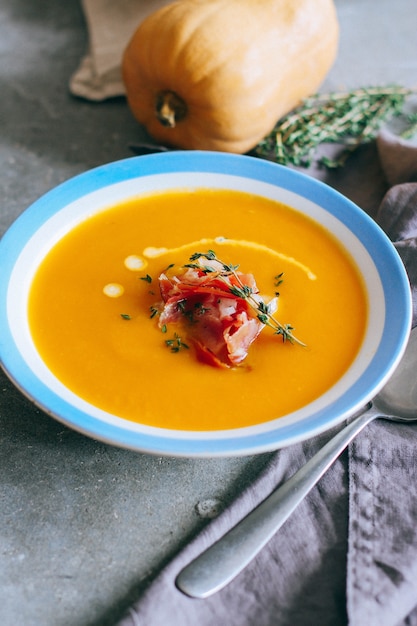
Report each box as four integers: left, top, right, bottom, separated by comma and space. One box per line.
165, 333, 189, 353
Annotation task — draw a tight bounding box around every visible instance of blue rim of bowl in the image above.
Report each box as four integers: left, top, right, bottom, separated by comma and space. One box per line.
0, 151, 412, 457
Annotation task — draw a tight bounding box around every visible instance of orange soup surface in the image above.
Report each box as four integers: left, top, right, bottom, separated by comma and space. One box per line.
28, 189, 368, 430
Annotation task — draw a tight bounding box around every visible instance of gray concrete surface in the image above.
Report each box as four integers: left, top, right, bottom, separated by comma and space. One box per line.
0, 1, 416, 625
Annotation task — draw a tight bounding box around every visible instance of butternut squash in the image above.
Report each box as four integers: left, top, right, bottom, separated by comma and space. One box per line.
122, 0, 339, 153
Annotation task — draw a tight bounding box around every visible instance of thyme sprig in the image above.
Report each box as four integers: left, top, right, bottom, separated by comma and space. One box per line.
255, 86, 417, 168
187, 250, 305, 346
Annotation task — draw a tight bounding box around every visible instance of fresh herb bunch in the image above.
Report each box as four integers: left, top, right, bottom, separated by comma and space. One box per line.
186, 250, 305, 346
255, 86, 417, 168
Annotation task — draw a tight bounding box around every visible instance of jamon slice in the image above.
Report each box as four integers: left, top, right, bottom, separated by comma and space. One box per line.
157, 265, 276, 368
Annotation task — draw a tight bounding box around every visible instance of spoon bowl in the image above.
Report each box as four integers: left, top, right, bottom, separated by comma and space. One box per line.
373, 327, 417, 419
177, 325, 417, 598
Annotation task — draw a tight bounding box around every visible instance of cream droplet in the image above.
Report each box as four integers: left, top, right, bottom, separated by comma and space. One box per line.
143, 246, 168, 258
124, 255, 145, 271
103, 283, 124, 298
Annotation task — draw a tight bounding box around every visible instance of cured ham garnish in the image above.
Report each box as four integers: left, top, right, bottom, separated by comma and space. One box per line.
156, 252, 279, 368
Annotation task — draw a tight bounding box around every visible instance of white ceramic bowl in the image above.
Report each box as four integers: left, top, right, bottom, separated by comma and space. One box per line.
0, 152, 412, 456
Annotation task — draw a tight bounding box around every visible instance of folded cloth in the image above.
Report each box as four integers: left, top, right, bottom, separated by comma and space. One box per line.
347, 134, 417, 626
70, 0, 172, 100
377, 129, 417, 186
113, 133, 417, 626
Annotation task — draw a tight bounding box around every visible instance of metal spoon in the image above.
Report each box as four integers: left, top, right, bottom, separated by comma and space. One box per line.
176, 326, 417, 599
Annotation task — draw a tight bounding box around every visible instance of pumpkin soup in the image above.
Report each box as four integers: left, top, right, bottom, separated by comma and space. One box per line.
28, 188, 367, 430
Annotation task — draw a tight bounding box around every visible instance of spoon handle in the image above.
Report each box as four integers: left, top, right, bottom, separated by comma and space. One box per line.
176, 407, 379, 598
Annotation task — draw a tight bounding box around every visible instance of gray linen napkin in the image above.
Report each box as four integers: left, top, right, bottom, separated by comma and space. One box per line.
115, 134, 417, 626
347, 134, 417, 626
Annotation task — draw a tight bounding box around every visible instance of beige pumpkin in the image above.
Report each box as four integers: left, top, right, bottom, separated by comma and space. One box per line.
122, 0, 339, 153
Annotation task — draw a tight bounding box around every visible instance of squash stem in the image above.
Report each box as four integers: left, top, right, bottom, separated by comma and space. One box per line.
156, 91, 187, 128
